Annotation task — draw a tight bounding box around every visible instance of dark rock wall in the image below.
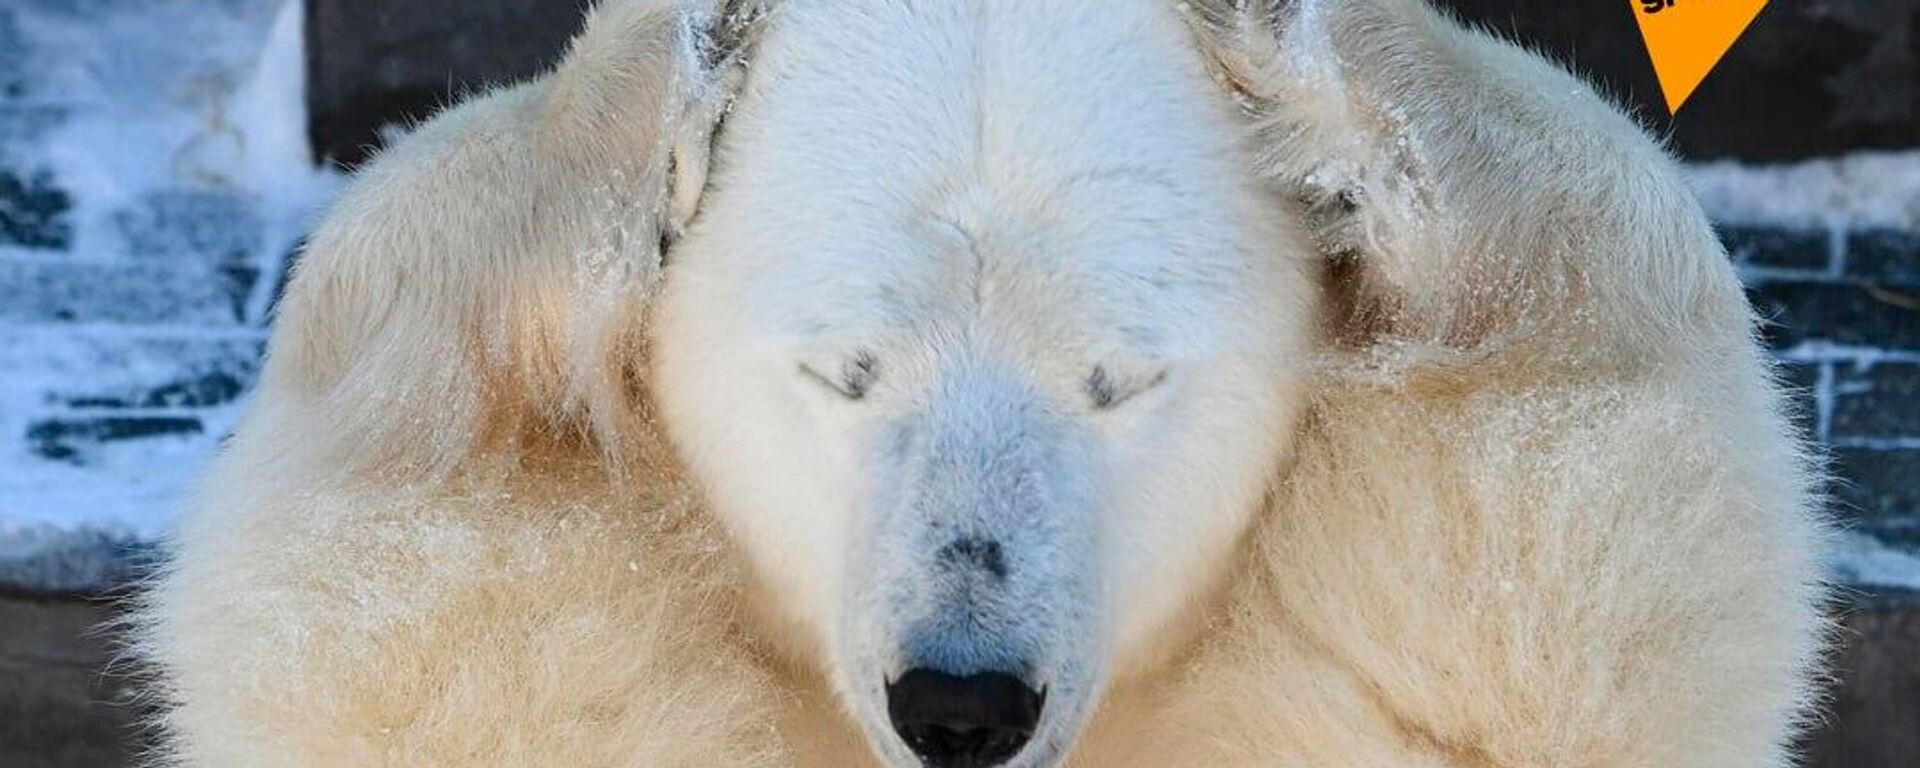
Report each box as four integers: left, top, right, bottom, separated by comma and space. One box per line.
0, 595, 144, 768
305, 0, 593, 167
1441, 0, 1916, 161
301, 1, 1919, 167
1803, 593, 1920, 768
1732, 225, 1920, 551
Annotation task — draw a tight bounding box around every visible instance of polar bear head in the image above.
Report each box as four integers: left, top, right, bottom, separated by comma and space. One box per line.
652, 1, 1314, 765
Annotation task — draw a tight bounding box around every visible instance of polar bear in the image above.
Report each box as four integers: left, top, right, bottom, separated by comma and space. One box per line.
135, 0, 1830, 766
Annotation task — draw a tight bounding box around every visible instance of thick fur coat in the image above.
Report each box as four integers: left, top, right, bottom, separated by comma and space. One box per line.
136, 1, 1829, 766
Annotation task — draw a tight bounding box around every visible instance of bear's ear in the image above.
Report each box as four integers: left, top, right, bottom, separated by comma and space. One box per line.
1182, 0, 1742, 367
257, 0, 769, 483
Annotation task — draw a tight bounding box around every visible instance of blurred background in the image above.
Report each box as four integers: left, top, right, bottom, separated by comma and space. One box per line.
0, 0, 1914, 765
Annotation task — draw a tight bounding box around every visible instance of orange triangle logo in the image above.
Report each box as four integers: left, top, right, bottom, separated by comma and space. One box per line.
1630, 0, 1771, 114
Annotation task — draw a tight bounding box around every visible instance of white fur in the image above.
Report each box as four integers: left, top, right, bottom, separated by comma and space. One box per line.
137, 1, 1829, 766
652, 2, 1309, 762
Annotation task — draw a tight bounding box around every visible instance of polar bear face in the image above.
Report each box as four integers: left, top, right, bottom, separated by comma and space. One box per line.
652, 1, 1312, 765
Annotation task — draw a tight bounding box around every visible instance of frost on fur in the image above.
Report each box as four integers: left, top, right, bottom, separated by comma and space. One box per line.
135, 2, 788, 766
258, 0, 761, 484
139, 1, 1829, 766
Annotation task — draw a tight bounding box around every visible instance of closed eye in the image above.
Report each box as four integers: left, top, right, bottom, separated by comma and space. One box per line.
799, 351, 879, 401
1087, 365, 1168, 411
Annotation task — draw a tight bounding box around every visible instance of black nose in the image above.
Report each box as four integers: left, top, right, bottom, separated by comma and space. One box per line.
885, 668, 1044, 767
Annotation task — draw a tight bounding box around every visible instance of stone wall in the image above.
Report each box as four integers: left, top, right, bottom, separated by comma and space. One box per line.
1735, 224, 1920, 555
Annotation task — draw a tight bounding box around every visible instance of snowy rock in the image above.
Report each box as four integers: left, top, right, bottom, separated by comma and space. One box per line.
1832, 363, 1920, 442
27, 416, 206, 465
1832, 532, 1920, 589
1846, 229, 1920, 287
1748, 282, 1920, 352
113, 188, 263, 265
0, 258, 256, 325
0, 6, 30, 101
0, 167, 69, 251
0, 104, 64, 152
0, 522, 156, 595
1834, 451, 1920, 536
1689, 152, 1920, 230
0, 105, 72, 251
2, 332, 263, 407
1718, 224, 1830, 272
0, 0, 330, 595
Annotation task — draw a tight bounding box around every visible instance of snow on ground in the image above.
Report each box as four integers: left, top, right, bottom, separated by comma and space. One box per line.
1687, 150, 1920, 230
7, 0, 336, 267
0, 0, 334, 588
1831, 532, 1920, 592
0, 326, 263, 537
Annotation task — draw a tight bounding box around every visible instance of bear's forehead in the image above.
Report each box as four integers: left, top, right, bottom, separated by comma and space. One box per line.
741, 222, 1234, 369
703, 0, 1264, 348
716, 0, 1248, 229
